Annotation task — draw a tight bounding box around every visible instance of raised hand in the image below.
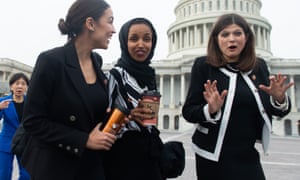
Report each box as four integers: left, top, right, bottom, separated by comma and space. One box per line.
203, 80, 228, 114
0, 99, 12, 110
259, 73, 294, 103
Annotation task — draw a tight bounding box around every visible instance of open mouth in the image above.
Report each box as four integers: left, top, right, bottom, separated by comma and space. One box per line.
228, 45, 237, 50
15, 90, 24, 94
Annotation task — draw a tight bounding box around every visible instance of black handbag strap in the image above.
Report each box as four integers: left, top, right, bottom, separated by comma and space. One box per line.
110, 68, 134, 110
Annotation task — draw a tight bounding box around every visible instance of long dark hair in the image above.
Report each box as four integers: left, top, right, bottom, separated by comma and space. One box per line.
207, 13, 256, 72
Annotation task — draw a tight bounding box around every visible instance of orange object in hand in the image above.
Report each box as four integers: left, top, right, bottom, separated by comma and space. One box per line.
102, 106, 129, 135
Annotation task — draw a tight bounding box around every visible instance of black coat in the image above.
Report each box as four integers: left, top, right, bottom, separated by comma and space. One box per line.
182, 56, 291, 161
22, 42, 109, 180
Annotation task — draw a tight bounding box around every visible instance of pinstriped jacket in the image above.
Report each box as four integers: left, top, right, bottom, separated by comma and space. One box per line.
106, 66, 151, 135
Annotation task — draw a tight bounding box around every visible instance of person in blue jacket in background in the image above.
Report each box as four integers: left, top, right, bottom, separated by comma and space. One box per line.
0, 72, 30, 180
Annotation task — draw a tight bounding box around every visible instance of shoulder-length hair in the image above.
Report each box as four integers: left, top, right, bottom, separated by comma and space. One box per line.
207, 13, 256, 72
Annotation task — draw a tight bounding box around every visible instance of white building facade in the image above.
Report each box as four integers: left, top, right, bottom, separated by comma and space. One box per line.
0, 58, 32, 96
3, 1, 298, 136
104, 0, 300, 136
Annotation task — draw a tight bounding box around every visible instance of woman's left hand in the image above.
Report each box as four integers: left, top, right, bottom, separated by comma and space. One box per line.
259, 73, 294, 103
128, 102, 154, 126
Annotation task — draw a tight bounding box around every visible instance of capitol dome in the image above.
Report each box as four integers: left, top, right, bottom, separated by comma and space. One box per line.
167, 0, 272, 59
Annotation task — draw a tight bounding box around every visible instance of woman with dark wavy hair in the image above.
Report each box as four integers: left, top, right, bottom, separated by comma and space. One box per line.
182, 13, 294, 180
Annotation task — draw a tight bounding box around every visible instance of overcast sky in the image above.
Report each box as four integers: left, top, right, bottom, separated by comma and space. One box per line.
0, 0, 299, 67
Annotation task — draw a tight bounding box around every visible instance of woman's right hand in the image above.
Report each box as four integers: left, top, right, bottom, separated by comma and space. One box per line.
86, 123, 117, 151
203, 80, 227, 114
0, 99, 12, 110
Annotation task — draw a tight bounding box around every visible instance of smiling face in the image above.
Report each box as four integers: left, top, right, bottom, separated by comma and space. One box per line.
217, 24, 247, 63
127, 23, 153, 62
91, 7, 115, 49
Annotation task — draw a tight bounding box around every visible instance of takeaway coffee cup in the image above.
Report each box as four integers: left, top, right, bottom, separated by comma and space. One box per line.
102, 105, 129, 135
140, 90, 161, 126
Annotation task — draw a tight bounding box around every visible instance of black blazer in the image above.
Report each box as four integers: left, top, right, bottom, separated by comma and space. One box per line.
22, 41, 109, 180
182, 56, 291, 161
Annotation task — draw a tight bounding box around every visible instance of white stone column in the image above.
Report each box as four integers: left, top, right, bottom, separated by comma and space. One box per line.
203, 23, 208, 46
168, 33, 172, 53
186, 26, 189, 48
174, 31, 177, 50
170, 75, 175, 108
179, 29, 183, 49
180, 74, 185, 106
200, 25, 203, 46
289, 75, 297, 112
211, 0, 215, 10
194, 25, 198, 47
267, 30, 271, 50
159, 74, 164, 106
158, 74, 164, 130
262, 28, 267, 49
257, 26, 262, 48
228, 0, 233, 10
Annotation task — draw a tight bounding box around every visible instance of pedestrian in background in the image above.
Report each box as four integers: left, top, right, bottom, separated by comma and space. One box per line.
182, 13, 294, 180
0, 72, 30, 180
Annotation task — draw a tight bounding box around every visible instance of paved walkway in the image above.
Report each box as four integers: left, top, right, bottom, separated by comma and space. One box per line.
12, 130, 300, 180
160, 130, 300, 180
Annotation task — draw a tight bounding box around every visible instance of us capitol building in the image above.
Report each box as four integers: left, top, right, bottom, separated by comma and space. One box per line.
1, 0, 299, 136
104, 0, 300, 136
